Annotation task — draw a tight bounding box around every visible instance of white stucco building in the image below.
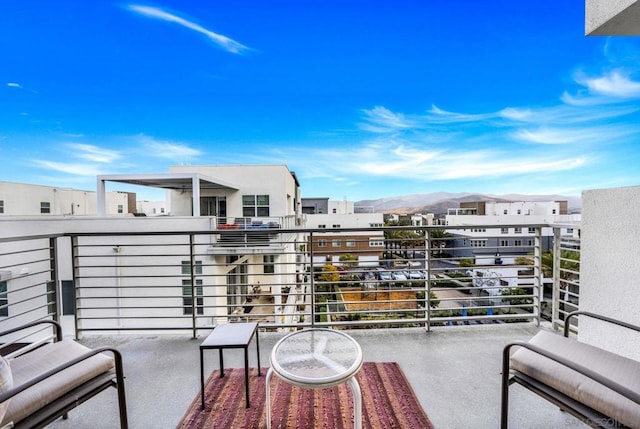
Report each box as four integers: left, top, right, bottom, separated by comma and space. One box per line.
0, 181, 132, 216
445, 200, 581, 263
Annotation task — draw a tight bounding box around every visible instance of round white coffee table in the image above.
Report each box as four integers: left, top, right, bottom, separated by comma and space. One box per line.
265, 328, 364, 429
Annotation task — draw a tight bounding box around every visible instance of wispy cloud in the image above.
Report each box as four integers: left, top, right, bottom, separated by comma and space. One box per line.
359, 106, 417, 133
6, 82, 22, 88
578, 70, 640, 98
136, 135, 203, 161
126, 4, 249, 54
562, 70, 640, 106
427, 105, 498, 124
67, 143, 121, 163
31, 160, 106, 176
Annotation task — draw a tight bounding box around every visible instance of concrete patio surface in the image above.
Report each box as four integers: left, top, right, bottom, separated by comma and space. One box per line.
47, 323, 590, 429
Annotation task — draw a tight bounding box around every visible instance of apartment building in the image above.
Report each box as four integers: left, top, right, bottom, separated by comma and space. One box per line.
445, 200, 581, 264
301, 198, 385, 268
92, 165, 304, 327
0, 181, 132, 216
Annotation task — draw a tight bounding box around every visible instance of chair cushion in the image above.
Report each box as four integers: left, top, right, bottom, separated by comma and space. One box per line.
0, 355, 12, 422
0, 340, 114, 427
511, 330, 640, 428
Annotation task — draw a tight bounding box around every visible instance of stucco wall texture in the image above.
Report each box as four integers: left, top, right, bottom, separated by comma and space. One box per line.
579, 185, 640, 361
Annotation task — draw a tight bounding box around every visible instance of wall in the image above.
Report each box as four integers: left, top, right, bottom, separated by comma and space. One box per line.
579, 186, 640, 360
586, 0, 640, 35
0, 181, 129, 215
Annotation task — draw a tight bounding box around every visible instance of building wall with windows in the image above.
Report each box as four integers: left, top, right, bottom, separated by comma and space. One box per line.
136, 200, 168, 216
168, 165, 300, 221
445, 201, 580, 260
304, 212, 385, 267
0, 181, 131, 216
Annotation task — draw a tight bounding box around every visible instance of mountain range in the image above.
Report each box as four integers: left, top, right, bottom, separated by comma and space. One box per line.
354, 192, 582, 215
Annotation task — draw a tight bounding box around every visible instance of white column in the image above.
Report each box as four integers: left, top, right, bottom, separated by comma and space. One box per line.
192, 176, 201, 216
96, 178, 106, 217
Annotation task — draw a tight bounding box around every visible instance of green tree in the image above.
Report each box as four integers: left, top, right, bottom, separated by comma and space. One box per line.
318, 263, 339, 283
428, 228, 450, 256
339, 253, 358, 268
541, 250, 580, 280
459, 258, 475, 268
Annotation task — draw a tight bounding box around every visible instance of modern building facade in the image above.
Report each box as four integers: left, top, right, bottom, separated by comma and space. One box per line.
0, 181, 132, 216
302, 201, 385, 267
445, 200, 580, 264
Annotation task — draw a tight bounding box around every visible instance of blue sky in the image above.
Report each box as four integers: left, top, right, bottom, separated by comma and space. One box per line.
1, 1, 640, 201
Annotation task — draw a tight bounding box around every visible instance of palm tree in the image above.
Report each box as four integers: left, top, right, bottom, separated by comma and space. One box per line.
428, 228, 450, 257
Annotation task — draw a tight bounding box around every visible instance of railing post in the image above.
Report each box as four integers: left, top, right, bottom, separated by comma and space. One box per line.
533, 227, 542, 327
189, 234, 198, 339
551, 227, 562, 331
425, 228, 432, 332
309, 231, 316, 327
49, 237, 60, 323
71, 235, 81, 340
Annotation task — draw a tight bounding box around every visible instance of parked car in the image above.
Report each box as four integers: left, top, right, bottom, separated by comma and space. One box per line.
391, 271, 407, 281
377, 270, 392, 281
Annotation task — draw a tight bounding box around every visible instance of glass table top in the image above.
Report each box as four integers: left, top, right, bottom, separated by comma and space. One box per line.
270, 328, 363, 387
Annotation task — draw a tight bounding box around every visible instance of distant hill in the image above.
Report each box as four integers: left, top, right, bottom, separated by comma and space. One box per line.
355, 192, 581, 215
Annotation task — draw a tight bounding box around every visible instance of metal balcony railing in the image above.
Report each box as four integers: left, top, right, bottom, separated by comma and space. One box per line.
0, 223, 580, 338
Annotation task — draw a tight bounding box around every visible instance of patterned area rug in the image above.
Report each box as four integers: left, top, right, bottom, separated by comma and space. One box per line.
178, 362, 434, 429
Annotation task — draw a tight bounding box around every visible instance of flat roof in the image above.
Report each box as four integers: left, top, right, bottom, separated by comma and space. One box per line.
97, 173, 239, 191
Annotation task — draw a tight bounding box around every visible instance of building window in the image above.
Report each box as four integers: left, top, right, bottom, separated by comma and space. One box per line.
500, 239, 509, 247
369, 239, 384, 247
181, 260, 203, 275
517, 209, 521, 215
503, 210, 508, 215
514, 239, 522, 246
40, 201, 51, 214
0, 281, 7, 317
264, 255, 275, 274
552, 209, 557, 214
182, 279, 203, 315
332, 240, 341, 247
0, 200, 4, 214
369, 223, 383, 228
332, 208, 337, 214
346, 240, 356, 247
527, 239, 534, 246
160, 208, 165, 213
470, 240, 487, 247
514, 227, 522, 234
242, 194, 270, 217
318, 224, 326, 229
501, 228, 508, 234
528, 227, 535, 233
332, 224, 341, 228
566, 228, 574, 234
318, 240, 327, 247
117, 205, 124, 214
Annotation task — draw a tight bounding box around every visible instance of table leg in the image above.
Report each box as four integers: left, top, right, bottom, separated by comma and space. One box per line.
244, 347, 250, 408
219, 348, 224, 377
199, 348, 205, 409
255, 328, 262, 376
347, 377, 363, 429
265, 368, 274, 429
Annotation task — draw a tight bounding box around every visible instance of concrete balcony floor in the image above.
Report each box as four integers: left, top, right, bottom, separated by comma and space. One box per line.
47, 323, 590, 429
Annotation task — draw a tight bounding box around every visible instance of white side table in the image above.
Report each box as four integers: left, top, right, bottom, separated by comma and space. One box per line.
265, 328, 364, 429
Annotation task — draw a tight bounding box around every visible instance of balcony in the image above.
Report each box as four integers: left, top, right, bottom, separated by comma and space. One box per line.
0, 220, 604, 429
44, 323, 591, 429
